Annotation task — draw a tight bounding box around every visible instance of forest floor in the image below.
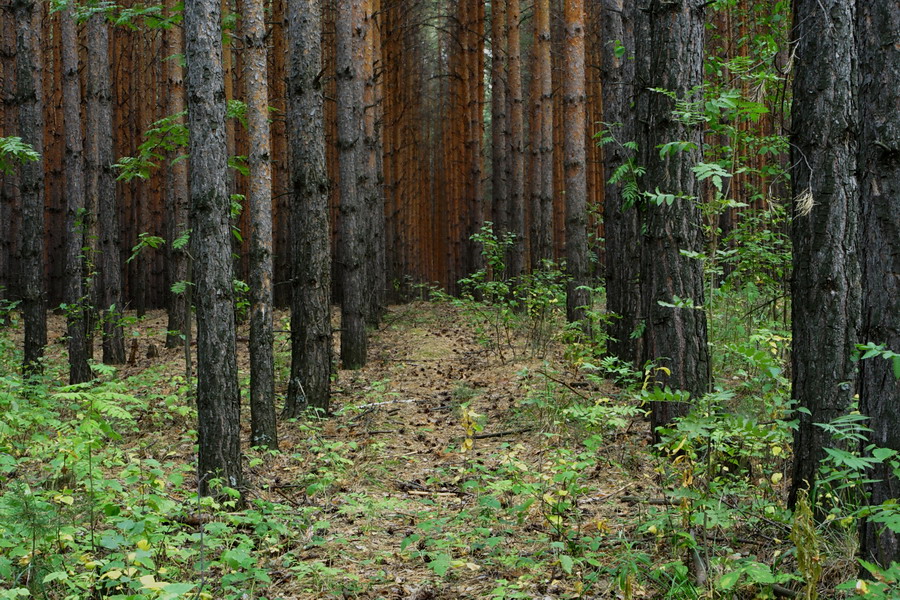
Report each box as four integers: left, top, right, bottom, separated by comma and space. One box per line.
5, 300, 807, 599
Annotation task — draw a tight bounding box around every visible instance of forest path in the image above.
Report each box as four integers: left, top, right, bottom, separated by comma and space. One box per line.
36, 300, 647, 599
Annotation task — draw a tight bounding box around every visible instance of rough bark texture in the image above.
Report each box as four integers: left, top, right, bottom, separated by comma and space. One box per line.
88, 12, 126, 365
788, 0, 859, 508
601, 0, 642, 366
184, 0, 243, 496
490, 0, 508, 239
563, 0, 589, 327
536, 0, 554, 265
14, 0, 46, 373
363, 0, 385, 325
506, 0, 524, 280
636, 0, 710, 431
285, 0, 332, 416
245, 0, 277, 449
0, 7, 15, 311
528, 25, 543, 270
61, 5, 93, 384
857, 0, 899, 568
336, 0, 368, 369
165, 0, 191, 350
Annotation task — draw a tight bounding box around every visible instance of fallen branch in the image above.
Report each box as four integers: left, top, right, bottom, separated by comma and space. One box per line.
536, 370, 591, 401
337, 397, 430, 412
619, 496, 678, 506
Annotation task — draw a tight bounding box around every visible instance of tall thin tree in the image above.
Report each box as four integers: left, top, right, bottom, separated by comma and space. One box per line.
490, 0, 508, 239
535, 0, 553, 265
601, 0, 641, 366
87, 8, 126, 365
562, 0, 589, 328
184, 0, 243, 496
61, 3, 93, 384
787, 0, 859, 508
164, 0, 191, 351
336, 0, 368, 369
14, 0, 46, 374
245, 0, 277, 448
284, 0, 332, 416
506, 0, 524, 280
857, 0, 899, 568
635, 0, 709, 432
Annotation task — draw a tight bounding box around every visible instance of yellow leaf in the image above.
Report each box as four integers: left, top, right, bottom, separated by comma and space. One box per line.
139, 574, 168, 590
771, 473, 783, 484
771, 446, 783, 457
136, 539, 151, 551
104, 570, 123, 580
54, 494, 74, 506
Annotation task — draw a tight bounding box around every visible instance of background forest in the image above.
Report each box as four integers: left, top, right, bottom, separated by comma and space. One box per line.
0, 0, 898, 599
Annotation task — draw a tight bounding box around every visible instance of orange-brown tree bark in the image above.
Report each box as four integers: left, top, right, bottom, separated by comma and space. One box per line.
506, 0, 524, 279
563, 0, 589, 327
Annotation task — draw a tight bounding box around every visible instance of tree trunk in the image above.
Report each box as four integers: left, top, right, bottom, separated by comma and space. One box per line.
285, 0, 333, 416
506, 0, 524, 280
636, 0, 710, 432
362, 0, 385, 324
536, 0, 553, 266
88, 11, 126, 365
857, 0, 899, 568
787, 0, 859, 509
528, 24, 543, 270
490, 0, 508, 241
61, 5, 93, 384
563, 0, 589, 328
14, 0, 46, 374
184, 0, 243, 497
245, 0, 277, 449
165, 0, 191, 350
601, 0, 641, 366
336, 0, 368, 369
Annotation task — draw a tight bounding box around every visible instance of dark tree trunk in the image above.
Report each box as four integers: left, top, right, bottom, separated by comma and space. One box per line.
787, 0, 859, 508
506, 0, 525, 280
184, 0, 243, 497
601, 0, 641, 366
636, 0, 709, 432
336, 0, 368, 369
857, 0, 899, 568
14, 0, 46, 374
88, 11, 125, 365
245, 0, 277, 449
165, 0, 191, 350
285, 0, 333, 416
61, 5, 93, 384
490, 0, 508, 240
563, 0, 589, 328
536, 0, 553, 265
528, 25, 544, 270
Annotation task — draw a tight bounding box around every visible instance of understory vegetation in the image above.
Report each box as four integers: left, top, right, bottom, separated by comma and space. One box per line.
1, 219, 897, 599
